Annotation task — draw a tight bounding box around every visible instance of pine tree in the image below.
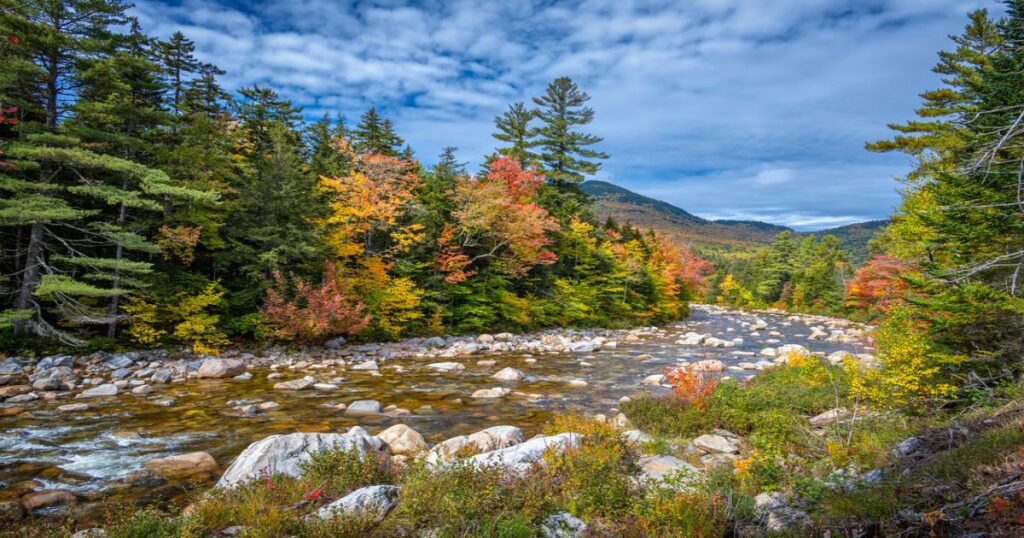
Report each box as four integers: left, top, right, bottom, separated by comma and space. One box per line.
307, 114, 351, 178
351, 107, 404, 156
183, 63, 229, 117
157, 31, 200, 120
531, 77, 608, 185
492, 102, 537, 165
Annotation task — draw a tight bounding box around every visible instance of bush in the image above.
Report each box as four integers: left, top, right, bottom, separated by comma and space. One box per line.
299, 443, 396, 497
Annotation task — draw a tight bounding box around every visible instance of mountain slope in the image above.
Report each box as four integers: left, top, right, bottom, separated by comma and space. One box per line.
581, 180, 885, 258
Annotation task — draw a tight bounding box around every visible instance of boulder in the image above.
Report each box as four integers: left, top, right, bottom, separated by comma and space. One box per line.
197, 358, 245, 379
492, 367, 525, 381
465, 433, 580, 473
568, 341, 598, 353
642, 374, 666, 386
217, 432, 384, 489
316, 485, 399, 523
689, 359, 725, 373
351, 360, 379, 371
542, 512, 588, 538
273, 376, 316, 391
77, 384, 118, 398
0, 359, 24, 376
638, 455, 699, 487
144, 451, 218, 479
426, 425, 526, 465
344, 399, 382, 416
324, 336, 347, 350
423, 336, 447, 348
376, 424, 428, 456
693, 434, 739, 454
808, 407, 851, 428
21, 489, 76, 511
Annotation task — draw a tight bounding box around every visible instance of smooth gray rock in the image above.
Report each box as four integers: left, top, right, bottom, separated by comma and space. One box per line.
344, 399, 382, 416
693, 434, 739, 454
351, 360, 379, 371
492, 367, 525, 381
77, 384, 118, 398
217, 432, 384, 489
638, 455, 699, 487
197, 358, 245, 379
324, 336, 347, 350
273, 376, 315, 391
427, 362, 465, 373
316, 485, 399, 522
465, 433, 580, 473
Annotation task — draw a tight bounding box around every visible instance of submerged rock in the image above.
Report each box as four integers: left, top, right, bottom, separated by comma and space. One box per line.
21, 489, 76, 511
273, 376, 315, 391
427, 362, 465, 373
492, 367, 525, 381
471, 387, 511, 398
344, 399, 382, 416
216, 432, 384, 489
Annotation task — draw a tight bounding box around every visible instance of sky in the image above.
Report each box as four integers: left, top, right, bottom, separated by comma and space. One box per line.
132, 0, 995, 230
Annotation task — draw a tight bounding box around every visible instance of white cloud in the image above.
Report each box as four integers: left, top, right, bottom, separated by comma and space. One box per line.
130, 0, 992, 229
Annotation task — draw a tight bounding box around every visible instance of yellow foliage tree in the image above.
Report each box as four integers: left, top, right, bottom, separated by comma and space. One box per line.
122, 295, 166, 346
172, 283, 229, 355
351, 256, 423, 339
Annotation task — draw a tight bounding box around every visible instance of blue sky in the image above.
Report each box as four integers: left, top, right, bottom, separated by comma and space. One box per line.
132, 0, 993, 230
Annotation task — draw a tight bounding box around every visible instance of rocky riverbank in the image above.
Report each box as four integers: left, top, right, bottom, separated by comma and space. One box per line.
0, 305, 875, 525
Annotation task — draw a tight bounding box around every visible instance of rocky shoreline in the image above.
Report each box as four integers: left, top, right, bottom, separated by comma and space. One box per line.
0, 305, 876, 527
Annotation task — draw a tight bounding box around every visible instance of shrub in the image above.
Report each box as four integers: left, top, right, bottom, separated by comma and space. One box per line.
542, 415, 640, 519
299, 444, 396, 497
665, 367, 718, 409
262, 260, 370, 343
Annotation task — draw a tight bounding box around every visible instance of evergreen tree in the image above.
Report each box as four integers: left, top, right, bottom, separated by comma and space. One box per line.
183, 62, 229, 117
531, 77, 608, 185
351, 107, 404, 156
307, 114, 351, 178
157, 31, 200, 120
492, 101, 537, 165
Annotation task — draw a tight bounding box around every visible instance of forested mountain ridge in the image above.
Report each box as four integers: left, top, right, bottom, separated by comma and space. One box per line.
581, 179, 885, 257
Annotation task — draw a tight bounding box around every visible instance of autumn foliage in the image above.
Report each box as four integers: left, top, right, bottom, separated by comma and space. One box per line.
665, 366, 718, 409
439, 157, 558, 280
262, 261, 370, 343
845, 255, 919, 315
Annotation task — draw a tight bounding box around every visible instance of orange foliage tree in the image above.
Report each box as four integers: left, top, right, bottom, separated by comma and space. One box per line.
262, 261, 370, 343
845, 255, 919, 315
438, 157, 558, 281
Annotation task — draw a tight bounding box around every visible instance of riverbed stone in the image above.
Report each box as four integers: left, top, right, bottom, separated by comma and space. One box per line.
690, 359, 725, 372
344, 399, 382, 416
0, 359, 24, 376
217, 432, 384, 489
144, 451, 218, 479
471, 387, 511, 398
273, 376, 315, 391
642, 374, 666, 386
77, 383, 118, 398
131, 384, 152, 395
427, 362, 465, 373
376, 424, 428, 456
351, 360, 379, 371
21, 489, 77, 511
197, 358, 245, 379
58, 403, 90, 413
492, 367, 524, 381
316, 485, 399, 522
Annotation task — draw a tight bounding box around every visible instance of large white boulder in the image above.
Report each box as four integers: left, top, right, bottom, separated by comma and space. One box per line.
465, 433, 581, 473
316, 485, 399, 523
425, 425, 526, 466
216, 431, 384, 489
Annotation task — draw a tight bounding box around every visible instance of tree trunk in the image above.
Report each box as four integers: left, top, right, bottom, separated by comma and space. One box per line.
13, 223, 44, 332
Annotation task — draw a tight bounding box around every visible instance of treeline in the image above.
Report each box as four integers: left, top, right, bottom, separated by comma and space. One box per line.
703, 232, 851, 314
843, 2, 1024, 406
0, 1, 711, 353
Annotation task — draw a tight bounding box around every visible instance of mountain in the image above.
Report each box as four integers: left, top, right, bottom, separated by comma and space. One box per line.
581, 180, 886, 259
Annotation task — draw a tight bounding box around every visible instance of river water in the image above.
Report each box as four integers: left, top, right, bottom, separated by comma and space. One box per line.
0, 305, 871, 515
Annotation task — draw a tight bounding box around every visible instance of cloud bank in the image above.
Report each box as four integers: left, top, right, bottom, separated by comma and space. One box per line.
131, 0, 993, 230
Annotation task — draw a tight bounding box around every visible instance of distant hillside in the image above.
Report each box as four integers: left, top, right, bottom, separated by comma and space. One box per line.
808, 220, 887, 264
581, 180, 886, 260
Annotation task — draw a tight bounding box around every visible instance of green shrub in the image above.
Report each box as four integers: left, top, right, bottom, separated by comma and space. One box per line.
299, 444, 396, 497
